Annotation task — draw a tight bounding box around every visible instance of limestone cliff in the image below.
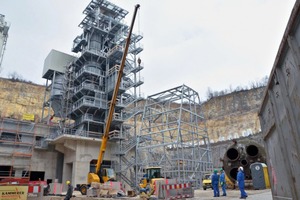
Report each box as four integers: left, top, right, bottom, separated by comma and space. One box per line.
201, 87, 264, 142
0, 78, 264, 143
0, 78, 46, 122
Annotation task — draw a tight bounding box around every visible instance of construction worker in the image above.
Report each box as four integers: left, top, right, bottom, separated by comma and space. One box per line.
237, 166, 248, 199
64, 180, 73, 200
211, 169, 220, 197
219, 168, 227, 196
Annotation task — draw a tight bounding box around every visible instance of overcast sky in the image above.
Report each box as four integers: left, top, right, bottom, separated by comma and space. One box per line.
0, 0, 296, 101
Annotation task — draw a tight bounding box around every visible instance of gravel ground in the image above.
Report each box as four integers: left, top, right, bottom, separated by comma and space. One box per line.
191, 188, 272, 200
29, 188, 272, 200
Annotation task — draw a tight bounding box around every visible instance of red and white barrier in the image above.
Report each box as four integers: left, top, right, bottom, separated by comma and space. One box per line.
49, 182, 63, 195
160, 182, 194, 200
28, 181, 47, 195
168, 194, 193, 199
162, 183, 191, 190
28, 185, 41, 194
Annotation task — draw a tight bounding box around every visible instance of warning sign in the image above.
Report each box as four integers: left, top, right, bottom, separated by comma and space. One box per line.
22, 114, 35, 121
0, 186, 28, 200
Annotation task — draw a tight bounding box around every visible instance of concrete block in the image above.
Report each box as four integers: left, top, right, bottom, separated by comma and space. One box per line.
87, 188, 97, 197
91, 182, 100, 189
98, 189, 109, 197
108, 189, 118, 197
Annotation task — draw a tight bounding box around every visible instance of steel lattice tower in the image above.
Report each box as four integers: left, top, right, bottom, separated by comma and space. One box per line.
136, 85, 213, 188
42, 0, 144, 188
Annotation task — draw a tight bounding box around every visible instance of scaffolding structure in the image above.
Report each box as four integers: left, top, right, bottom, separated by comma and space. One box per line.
41, 0, 212, 190
0, 118, 35, 180
0, 118, 52, 181
0, 14, 10, 73
136, 85, 213, 188
0, 118, 34, 181
42, 0, 144, 186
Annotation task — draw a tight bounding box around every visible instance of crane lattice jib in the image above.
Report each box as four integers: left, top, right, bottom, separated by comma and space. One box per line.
95, 4, 140, 174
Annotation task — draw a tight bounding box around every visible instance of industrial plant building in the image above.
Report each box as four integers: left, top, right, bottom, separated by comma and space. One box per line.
0, 0, 213, 190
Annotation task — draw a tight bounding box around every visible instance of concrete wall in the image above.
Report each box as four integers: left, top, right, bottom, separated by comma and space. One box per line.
51, 138, 117, 187
31, 148, 58, 181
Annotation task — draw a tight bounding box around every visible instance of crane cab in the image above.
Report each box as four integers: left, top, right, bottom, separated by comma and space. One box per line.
78, 168, 116, 195
87, 168, 116, 184
100, 168, 116, 183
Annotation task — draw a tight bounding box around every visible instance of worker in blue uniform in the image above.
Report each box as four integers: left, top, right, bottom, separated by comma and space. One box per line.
219, 168, 227, 196
211, 169, 220, 197
237, 166, 248, 199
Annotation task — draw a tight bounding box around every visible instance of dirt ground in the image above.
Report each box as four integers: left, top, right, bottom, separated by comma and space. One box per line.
28, 188, 272, 200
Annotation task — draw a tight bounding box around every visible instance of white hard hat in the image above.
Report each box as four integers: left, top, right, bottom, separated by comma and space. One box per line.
239, 166, 244, 171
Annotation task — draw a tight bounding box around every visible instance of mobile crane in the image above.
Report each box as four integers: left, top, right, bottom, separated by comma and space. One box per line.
77, 4, 140, 195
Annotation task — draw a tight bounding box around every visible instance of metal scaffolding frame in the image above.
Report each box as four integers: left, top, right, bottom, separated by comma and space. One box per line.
42, 0, 143, 138
42, 0, 144, 187
0, 118, 53, 181
135, 85, 213, 188
40, 1, 212, 190
0, 119, 34, 181
0, 14, 10, 73
0, 118, 47, 180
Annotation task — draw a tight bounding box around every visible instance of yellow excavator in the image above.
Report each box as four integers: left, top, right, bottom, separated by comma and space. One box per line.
77, 4, 140, 195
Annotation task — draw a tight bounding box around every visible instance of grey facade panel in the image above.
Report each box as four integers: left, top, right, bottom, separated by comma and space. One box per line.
42, 49, 76, 79
259, 1, 300, 199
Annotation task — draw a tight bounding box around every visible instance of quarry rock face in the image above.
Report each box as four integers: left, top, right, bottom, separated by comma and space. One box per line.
0, 78, 46, 121
201, 87, 264, 143
0, 78, 264, 143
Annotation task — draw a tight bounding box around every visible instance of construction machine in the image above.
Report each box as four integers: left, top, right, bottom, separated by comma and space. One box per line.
202, 173, 212, 190
139, 167, 165, 199
76, 4, 140, 195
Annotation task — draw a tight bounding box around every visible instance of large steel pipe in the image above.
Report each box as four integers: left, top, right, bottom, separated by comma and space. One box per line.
226, 148, 239, 161
222, 140, 266, 184
246, 144, 259, 157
